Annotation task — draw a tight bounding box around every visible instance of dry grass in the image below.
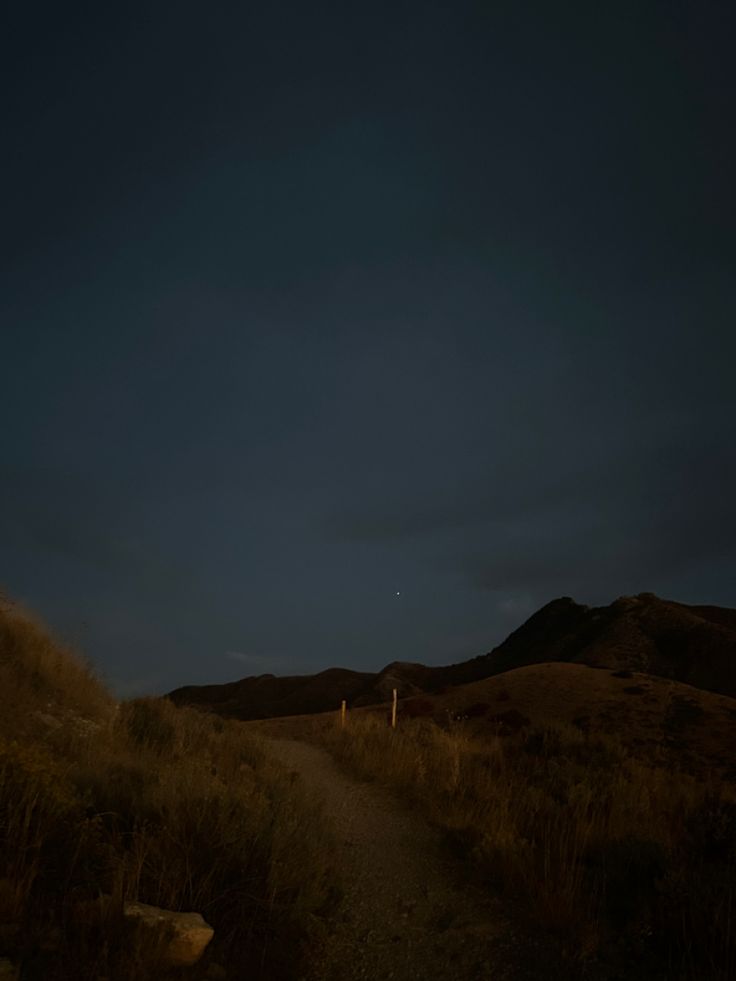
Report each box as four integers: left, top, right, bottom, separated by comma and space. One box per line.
317, 710, 736, 980
0, 600, 337, 980
0, 598, 112, 732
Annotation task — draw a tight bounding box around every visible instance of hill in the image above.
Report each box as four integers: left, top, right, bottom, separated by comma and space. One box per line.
168, 667, 375, 720
477, 593, 736, 696
169, 592, 736, 719
400, 662, 736, 782
294, 666, 736, 981
0, 596, 334, 980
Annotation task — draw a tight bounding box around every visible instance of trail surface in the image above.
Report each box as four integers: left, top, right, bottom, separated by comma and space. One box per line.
265, 738, 528, 981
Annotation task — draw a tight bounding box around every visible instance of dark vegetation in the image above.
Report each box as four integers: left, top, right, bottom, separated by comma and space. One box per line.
0, 599, 335, 980
312, 709, 736, 980
170, 593, 736, 721
4, 588, 736, 979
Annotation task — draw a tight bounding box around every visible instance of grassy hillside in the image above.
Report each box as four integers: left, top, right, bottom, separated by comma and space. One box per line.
252, 663, 736, 981
0, 598, 336, 981
400, 662, 736, 781
306, 707, 736, 980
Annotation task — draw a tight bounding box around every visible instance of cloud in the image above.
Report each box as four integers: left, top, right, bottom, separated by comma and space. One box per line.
452, 475, 736, 606
322, 443, 643, 547
0, 464, 199, 597
323, 417, 736, 610
108, 675, 164, 698
495, 594, 536, 619
225, 651, 312, 675
0, 464, 140, 569
324, 503, 486, 543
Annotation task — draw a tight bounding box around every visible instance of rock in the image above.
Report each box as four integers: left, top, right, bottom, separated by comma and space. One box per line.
123, 901, 214, 967
0, 958, 18, 981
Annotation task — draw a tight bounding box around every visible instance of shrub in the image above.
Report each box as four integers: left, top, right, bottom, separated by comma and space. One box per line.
119, 699, 176, 751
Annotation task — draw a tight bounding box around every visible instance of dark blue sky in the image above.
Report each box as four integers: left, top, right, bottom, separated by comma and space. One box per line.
2, 1, 735, 695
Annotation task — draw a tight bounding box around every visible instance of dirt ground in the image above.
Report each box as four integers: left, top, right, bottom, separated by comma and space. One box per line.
264, 737, 549, 981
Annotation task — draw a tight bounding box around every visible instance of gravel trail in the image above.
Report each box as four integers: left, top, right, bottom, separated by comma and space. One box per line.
265, 738, 521, 981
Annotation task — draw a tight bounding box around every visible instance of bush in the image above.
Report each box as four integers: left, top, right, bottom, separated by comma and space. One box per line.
119, 699, 176, 751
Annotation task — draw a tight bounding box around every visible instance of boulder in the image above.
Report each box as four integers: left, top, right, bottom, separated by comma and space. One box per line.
123, 901, 214, 967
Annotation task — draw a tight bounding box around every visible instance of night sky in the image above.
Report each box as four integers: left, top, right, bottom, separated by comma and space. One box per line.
2, 2, 735, 695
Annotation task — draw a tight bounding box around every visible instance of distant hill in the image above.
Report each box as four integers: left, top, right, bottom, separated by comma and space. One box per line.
481, 593, 736, 697
167, 592, 736, 719
168, 667, 374, 721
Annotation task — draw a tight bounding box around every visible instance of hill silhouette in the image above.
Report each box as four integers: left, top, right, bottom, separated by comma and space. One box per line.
168, 667, 374, 721
483, 593, 736, 696
168, 592, 736, 719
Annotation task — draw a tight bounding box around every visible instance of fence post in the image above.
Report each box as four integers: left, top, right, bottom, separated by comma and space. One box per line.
391, 688, 397, 729
340, 699, 346, 728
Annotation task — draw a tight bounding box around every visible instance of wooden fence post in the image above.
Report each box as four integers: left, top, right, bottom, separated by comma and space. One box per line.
340, 699, 346, 728
391, 688, 397, 729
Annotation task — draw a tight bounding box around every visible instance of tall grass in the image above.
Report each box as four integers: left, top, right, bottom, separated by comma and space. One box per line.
0, 601, 337, 980
319, 711, 735, 979
0, 598, 111, 731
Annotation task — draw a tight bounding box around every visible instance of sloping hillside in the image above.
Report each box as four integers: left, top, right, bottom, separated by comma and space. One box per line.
0, 596, 113, 738
480, 593, 736, 697
169, 593, 736, 719
399, 662, 736, 782
0, 597, 334, 981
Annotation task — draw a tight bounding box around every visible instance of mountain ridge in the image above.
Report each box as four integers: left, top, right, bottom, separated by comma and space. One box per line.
167, 592, 736, 719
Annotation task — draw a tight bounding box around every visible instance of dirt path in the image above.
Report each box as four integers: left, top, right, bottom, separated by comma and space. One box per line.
265, 738, 525, 981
